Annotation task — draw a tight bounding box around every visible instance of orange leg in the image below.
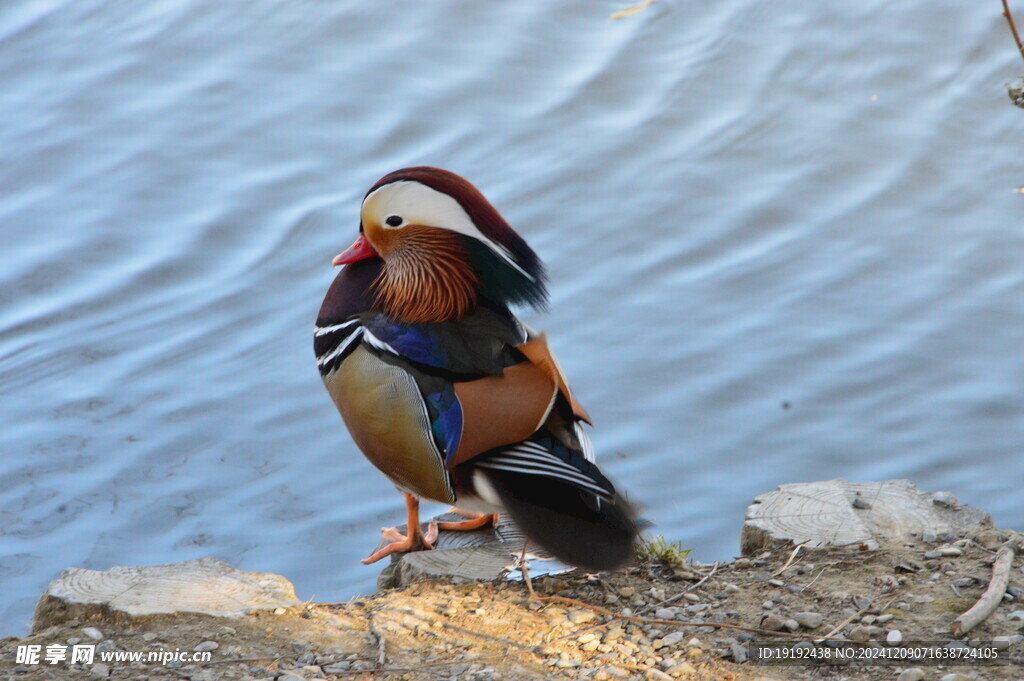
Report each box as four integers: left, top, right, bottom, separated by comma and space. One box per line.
362, 493, 439, 565
436, 507, 500, 532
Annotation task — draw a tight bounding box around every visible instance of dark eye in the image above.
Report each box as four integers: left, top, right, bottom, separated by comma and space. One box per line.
385, 215, 403, 227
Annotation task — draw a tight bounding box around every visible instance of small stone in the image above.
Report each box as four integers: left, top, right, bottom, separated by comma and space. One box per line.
724, 583, 740, 594
761, 600, 774, 609
582, 640, 600, 652
569, 609, 597, 624
874, 614, 894, 624
655, 608, 675, 620
1008, 610, 1024, 621
618, 587, 636, 597
897, 668, 925, 681
577, 633, 598, 644
861, 615, 876, 625
921, 529, 938, 543
662, 632, 684, 647
322, 663, 351, 673
729, 643, 747, 663
886, 630, 902, 645
67, 637, 81, 645
939, 547, 962, 557
95, 640, 117, 654
992, 636, 1013, 650
555, 659, 581, 668
760, 615, 785, 632
938, 675, 972, 681
278, 672, 305, 681
194, 641, 219, 653
932, 491, 957, 507
767, 579, 785, 587
682, 593, 700, 603
848, 626, 871, 642
794, 612, 823, 629
90, 663, 110, 678
81, 627, 104, 641
923, 550, 943, 559
273, 607, 286, 615
852, 497, 872, 509
142, 632, 158, 642
646, 670, 672, 681
733, 558, 751, 569
784, 619, 800, 632
666, 661, 697, 676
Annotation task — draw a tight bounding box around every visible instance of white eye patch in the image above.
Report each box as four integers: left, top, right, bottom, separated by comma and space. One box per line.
362, 180, 533, 281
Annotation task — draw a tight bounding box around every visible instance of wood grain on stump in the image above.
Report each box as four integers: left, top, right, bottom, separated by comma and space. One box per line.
33, 557, 300, 631
741, 479, 992, 556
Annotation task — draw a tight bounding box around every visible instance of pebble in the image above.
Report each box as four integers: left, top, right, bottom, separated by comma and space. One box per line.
81, 627, 104, 641
665, 662, 696, 676
852, 496, 872, 509
322, 663, 351, 673
646, 670, 672, 681
569, 610, 597, 624
1007, 610, 1024, 621
897, 668, 925, 681
194, 641, 219, 653
581, 640, 600, 652
682, 593, 700, 603
886, 630, 902, 645
938, 675, 972, 681
654, 608, 675, 620
784, 619, 800, 632
874, 614, 894, 624
794, 612, 823, 629
662, 632, 684, 647
767, 579, 785, 587
90, 663, 110, 678
273, 607, 287, 615
921, 529, 938, 543
993, 634, 1023, 648
848, 626, 870, 642
577, 633, 598, 644
555, 659, 581, 668
142, 632, 158, 642
931, 491, 957, 507
760, 615, 785, 632
724, 583, 740, 594
938, 547, 962, 557
277, 672, 305, 681
761, 600, 774, 610
729, 643, 748, 663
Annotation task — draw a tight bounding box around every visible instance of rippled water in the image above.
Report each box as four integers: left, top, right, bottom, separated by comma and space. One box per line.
2, 0, 1022, 634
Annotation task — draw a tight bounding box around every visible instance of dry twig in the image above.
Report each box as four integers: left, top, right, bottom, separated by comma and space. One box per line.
1002, 0, 1024, 64
951, 541, 1016, 637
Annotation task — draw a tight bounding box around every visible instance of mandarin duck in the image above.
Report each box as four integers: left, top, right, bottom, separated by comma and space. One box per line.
315, 167, 639, 571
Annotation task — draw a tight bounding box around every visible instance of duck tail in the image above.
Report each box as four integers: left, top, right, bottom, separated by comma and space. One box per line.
474, 453, 641, 572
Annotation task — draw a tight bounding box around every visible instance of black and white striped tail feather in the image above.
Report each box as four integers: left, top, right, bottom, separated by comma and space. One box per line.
473, 436, 639, 572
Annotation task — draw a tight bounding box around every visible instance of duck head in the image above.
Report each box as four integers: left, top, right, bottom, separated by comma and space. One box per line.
333, 167, 548, 323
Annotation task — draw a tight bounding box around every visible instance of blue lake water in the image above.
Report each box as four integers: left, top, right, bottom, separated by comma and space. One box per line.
1, 0, 1022, 634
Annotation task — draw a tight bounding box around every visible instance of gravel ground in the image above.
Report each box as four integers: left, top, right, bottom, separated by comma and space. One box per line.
2, 529, 1023, 681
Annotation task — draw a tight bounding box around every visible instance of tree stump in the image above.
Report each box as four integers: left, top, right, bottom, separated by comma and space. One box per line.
741, 479, 992, 556
377, 512, 572, 589
33, 557, 300, 632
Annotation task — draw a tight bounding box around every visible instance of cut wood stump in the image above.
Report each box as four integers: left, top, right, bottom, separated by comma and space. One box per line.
33, 557, 300, 632
741, 479, 992, 556
377, 511, 571, 589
